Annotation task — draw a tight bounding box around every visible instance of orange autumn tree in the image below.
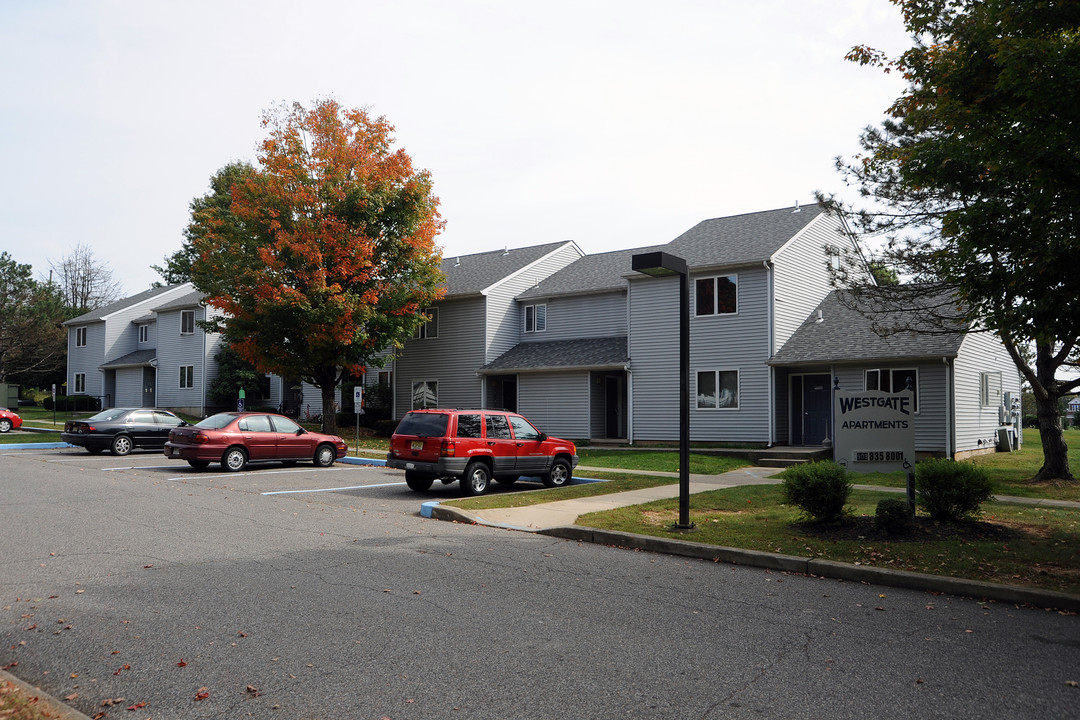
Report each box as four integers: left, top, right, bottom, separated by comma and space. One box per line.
189, 99, 445, 434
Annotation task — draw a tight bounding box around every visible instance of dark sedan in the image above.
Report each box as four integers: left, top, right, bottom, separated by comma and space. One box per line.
62, 408, 188, 456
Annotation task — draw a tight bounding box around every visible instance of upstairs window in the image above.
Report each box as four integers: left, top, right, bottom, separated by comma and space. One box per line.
695, 275, 738, 316
138, 325, 149, 343
523, 304, 547, 333
76, 327, 87, 347
181, 310, 195, 335
415, 308, 439, 339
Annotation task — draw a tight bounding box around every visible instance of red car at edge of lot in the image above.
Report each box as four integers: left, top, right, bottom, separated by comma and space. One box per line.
164, 411, 348, 472
0, 407, 23, 433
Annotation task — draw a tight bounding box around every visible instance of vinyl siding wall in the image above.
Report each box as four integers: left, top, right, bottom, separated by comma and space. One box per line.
114, 368, 144, 407
953, 332, 1021, 454
772, 214, 870, 350
67, 323, 106, 399
155, 306, 221, 415
687, 265, 771, 443
630, 270, 772, 444
628, 276, 681, 441
518, 372, 590, 439
394, 297, 487, 416
521, 291, 627, 343
484, 244, 583, 361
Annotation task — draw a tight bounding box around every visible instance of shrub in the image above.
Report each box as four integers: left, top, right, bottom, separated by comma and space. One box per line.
780, 460, 852, 523
373, 419, 400, 437
41, 395, 101, 412
874, 497, 915, 535
915, 458, 994, 522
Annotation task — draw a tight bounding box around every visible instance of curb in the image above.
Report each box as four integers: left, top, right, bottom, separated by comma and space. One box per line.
538, 525, 1080, 612
1, 669, 94, 720
426, 505, 1080, 612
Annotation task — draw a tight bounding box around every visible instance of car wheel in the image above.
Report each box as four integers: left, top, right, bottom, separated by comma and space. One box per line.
313, 444, 336, 468
404, 470, 435, 491
187, 460, 210, 470
460, 461, 491, 497
495, 476, 518, 486
222, 447, 247, 472
0, 419, 11, 433
543, 458, 573, 488
110, 435, 133, 456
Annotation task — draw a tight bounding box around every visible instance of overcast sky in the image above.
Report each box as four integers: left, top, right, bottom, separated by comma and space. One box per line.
1, 0, 911, 296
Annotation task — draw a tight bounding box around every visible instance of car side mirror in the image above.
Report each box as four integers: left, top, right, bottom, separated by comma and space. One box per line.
538, 432, 548, 442
296, 428, 306, 436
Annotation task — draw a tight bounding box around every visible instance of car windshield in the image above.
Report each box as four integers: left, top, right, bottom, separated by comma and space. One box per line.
394, 412, 449, 437
195, 413, 240, 430
88, 408, 130, 422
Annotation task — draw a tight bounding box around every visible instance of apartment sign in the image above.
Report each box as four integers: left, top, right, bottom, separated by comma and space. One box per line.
833, 389, 915, 474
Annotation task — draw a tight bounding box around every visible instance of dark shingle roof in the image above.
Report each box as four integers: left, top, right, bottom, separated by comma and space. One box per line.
478, 336, 628, 374
441, 241, 579, 297
770, 290, 967, 366
100, 349, 157, 369
63, 284, 188, 325
153, 290, 206, 312
517, 245, 663, 300
665, 204, 828, 269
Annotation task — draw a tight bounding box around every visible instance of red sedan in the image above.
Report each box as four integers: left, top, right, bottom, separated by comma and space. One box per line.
164, 412, 347, 471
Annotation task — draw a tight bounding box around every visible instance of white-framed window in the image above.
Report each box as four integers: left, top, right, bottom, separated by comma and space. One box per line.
74, 373, 85, 393
980, 371, 1002, 407
75, 327, 87, 347
695, 275, 738, 316
411, 380, 438, 409
696, 369, 739, 409
865, 368, 919, 412
179, 365, 194, 389
138, 325, 149, 343
415, 308, 438, 339
523, 303, 547, 333
180, 310, 195, 335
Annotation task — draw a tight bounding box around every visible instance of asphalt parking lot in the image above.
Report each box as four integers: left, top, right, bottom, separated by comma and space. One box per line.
4, 445, 1080, 720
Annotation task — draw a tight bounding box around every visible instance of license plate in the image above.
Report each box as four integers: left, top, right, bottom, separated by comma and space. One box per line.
172, 448, 180, 457
405, 462, 415, 470
411, 440, 424, 451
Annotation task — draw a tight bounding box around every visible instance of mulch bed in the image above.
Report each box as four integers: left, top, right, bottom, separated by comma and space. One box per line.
793, 514, 1017, 542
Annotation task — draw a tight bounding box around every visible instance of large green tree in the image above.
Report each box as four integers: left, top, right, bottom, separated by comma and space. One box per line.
189, 99, 445, 434
834, 0, 1080, 481
154, 162, 256, 286
0, 252, 67, 386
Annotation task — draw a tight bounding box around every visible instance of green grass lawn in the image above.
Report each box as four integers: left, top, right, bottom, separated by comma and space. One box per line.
578, 484, 1080, 596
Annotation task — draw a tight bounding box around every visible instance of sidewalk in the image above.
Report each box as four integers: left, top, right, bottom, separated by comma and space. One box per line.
425, 464, 1080, 612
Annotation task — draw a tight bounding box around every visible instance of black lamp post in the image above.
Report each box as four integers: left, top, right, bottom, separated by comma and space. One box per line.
631, 251, 694, 530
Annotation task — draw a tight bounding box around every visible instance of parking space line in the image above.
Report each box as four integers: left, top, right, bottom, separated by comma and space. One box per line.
262, 481, 405, 496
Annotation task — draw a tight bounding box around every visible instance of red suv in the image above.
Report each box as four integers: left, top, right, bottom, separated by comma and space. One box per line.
387, 409, 578, 496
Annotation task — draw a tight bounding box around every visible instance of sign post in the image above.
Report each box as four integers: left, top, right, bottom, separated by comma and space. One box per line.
353, 385, 363, 457
237, 388, 246, 413
833, 388, 917, 512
